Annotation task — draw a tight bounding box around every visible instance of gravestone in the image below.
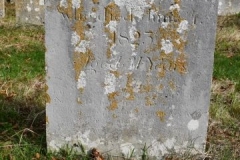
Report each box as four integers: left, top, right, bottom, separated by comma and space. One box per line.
46, 0, 218, 158
0, 0, 4, 18
15, 0, 44, 25
218, 0, 240, 15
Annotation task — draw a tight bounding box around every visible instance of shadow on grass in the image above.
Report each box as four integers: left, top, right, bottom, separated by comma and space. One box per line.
0, 83, 47, 158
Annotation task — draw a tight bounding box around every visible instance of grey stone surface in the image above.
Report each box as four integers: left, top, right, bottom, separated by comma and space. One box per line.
46, 0, 218, 158
0, 0, 4, 18
15, 0, 44, 25
218, 0, 240, 15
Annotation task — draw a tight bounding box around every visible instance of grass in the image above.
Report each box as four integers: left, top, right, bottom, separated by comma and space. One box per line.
206, 13, 240, 160
0, 2, 47, 160
213, 13, 240, 91
0, 2, 239, 160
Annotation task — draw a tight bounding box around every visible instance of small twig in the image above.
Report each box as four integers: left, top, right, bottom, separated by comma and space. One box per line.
19, 128, 38, 144
30, 110, 45, 128
10, 128, 38, 145
0, 144, 33, 148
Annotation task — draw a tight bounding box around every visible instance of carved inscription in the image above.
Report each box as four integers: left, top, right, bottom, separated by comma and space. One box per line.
56, 0, 191, 133
57, 0, 190, 109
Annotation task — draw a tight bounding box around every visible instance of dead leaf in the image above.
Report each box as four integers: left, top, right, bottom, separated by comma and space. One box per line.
35, 153, 40, 159
91, 148, 104, 160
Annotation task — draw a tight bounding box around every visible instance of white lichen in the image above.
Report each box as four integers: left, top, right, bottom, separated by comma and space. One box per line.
132, 80, 142, 93
65, 137, 72, 142
39, 0, 44, 5
120, 143, 135, 157
169, 4, 180, 12
106, 21, 118, 32
60, 0, 68, 8
77, 71, 87, 89
149, 138, 176, 157
129, 25, 138, 42
72, 131, 104, 148
161, 39, 173, 54
35, 8, 40, 12
187, 120, 199, 131
75, 40, 90, 53
72, 0, 81, 9
150, 9, 157, 20
177, 20, 189, 34
26, 4, 32, 12
104, 72, 116, 94
161, 22, 169, 29
89, 12, 97, 19
71, 31, 80, 46
129, 58, 136, 70
114, 0, 154, 19
129, 111, 138, 122
49, 140, 61, 151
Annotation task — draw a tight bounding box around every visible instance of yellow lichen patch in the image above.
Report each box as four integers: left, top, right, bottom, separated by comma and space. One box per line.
105, 29, 116, 59
104, 2, 121, 59
127, 13, 133, 22
92, 7, 97, 12
157, 63, 166, 78
153, 0, 188, 77
172, 9, 181, 21
77, 97, 82, 104
124, 73, 135, 100
156, 110, 166, 122
175, 53, 187, 74
134, 108, 139, 113
150, 3, 158, 12
106, 47, 111, 59
140, 84, 153, 93
57, 0, 73, 19
74, 49, 94, 80
58, 1, 95, 99
73, 19, 87, 40
75, 1, 86, 20
158, 84, 164, 91
110, 70, 120, 78
107, 92, 119, 111
145, 96, 154, 106
169, 81, 176, 90
173, 38, 187, 53
145, 94, 157, 106
92, 0, 99, 4
143, 0, 187, 77
105, 2, 121, 24
160, 52, 175, 71
79, 88, 84, 93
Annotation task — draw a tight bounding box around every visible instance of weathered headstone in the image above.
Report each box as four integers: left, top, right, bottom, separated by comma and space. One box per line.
15, 0, 44, 25
0, 0, 4, 18
46, 0, 218, 158
218, 0, 240, 15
